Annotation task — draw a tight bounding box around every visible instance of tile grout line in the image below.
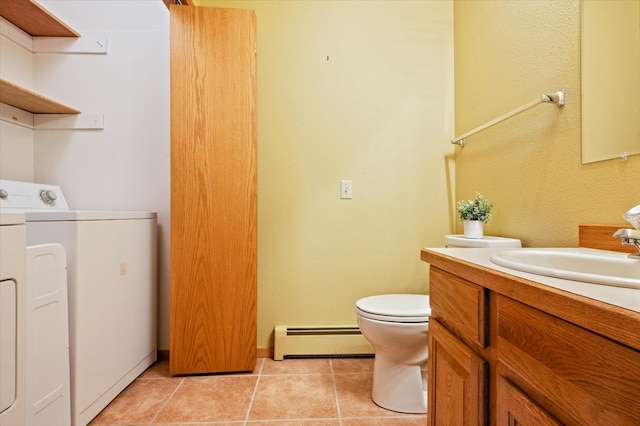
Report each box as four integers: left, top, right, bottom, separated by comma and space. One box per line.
329, 359, 343, 426
91, 359, 427, 425
147, 376, 185, 425
243, 358, 265, 425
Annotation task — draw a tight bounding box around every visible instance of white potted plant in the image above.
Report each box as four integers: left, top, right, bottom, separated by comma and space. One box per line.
457, 192, 494, 239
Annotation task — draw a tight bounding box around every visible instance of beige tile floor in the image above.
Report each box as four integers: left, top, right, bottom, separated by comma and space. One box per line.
89, 357, 427, 425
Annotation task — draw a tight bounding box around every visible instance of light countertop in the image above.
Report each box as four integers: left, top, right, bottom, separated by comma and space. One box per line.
424, 247, 640, 314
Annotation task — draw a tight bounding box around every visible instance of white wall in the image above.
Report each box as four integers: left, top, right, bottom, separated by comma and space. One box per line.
0, 18, 35, 181
32, 1, 171, 348
0, 120, 33, 181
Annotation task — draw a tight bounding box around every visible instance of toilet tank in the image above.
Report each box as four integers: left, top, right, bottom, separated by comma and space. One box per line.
444, 235, 522, 248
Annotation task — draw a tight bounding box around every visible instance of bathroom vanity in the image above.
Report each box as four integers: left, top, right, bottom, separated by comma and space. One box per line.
421, 246, 640, 425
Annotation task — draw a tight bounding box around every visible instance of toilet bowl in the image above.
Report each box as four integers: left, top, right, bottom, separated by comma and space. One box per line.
356, 294, 430, 414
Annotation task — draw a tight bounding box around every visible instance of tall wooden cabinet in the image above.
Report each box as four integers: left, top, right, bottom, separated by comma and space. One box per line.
169, 5, 257, 375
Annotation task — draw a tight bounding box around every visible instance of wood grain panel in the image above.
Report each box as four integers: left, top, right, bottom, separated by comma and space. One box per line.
496, 375, 561, 426
422, 248, 640, 352
497, 295, 640, 425
170, 5, 257, 375
0, 0, 79, 37
0, 78, 80, 114
430, 267, 488, 351
428, 319, 487, 426
579, 224, 636, 253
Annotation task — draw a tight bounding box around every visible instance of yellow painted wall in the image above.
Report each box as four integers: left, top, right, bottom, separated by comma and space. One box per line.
454, 0, 639, 248
195, 1, 454, 349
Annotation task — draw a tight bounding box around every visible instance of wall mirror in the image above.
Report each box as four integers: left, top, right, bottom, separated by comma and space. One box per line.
581, 0, 640, 164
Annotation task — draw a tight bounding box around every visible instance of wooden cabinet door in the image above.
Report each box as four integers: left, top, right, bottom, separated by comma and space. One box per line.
428, 319, 487, 426
169, 5, 257, 375
497, 295, 640, 424
496, 376, 561, 426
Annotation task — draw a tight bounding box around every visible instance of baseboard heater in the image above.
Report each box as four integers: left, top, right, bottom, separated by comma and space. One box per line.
274, 325, 374, 360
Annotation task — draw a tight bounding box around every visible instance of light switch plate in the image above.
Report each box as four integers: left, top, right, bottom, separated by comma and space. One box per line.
340, 180, 352, 199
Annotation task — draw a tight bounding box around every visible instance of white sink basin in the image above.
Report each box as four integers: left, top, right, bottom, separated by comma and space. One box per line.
490, 248, 640, 289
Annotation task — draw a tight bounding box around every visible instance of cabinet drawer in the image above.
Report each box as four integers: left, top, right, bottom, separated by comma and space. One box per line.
497, 295, 640, 425
429, 267, 488, 350
496, 375, 561, 426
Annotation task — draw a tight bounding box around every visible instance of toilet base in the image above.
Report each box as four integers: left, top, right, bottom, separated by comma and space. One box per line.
371, 354, 427, 414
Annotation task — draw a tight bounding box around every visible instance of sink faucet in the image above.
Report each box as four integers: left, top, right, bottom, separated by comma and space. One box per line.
613, 228, 640, 259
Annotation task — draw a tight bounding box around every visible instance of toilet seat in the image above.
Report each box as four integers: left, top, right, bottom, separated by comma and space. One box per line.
356, 294, 430, 323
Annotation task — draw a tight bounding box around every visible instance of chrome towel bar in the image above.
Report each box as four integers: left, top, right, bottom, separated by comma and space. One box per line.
451, 89, 565, 147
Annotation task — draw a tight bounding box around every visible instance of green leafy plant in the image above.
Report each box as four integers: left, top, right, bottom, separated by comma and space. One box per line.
457, 192, 494, 224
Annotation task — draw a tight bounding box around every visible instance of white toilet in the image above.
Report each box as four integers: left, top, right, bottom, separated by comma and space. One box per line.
356, 294, 431, 414
356, 235, 521, 414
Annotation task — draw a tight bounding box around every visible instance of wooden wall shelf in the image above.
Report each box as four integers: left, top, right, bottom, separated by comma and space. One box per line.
0, 0, 79, 37
0, 79, 80, 114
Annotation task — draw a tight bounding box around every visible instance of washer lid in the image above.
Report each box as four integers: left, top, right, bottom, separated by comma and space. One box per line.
21, 210, 157, 221
356, 294, 431, 317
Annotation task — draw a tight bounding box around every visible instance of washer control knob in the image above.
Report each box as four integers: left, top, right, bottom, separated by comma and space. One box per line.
40, 189, 58, 205
0, 189, 7, 199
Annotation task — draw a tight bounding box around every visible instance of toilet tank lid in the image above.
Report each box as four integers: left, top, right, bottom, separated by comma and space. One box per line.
444, 235, 522, 248
356, 294, 431, 317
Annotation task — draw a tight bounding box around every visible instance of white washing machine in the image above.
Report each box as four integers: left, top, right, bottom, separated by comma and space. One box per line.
1, 211, 70, 426
0, 212, 27, 426
0, 180, 158, 426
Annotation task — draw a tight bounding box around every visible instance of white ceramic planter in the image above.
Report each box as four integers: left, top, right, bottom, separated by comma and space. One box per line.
463, 220, 484, 239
